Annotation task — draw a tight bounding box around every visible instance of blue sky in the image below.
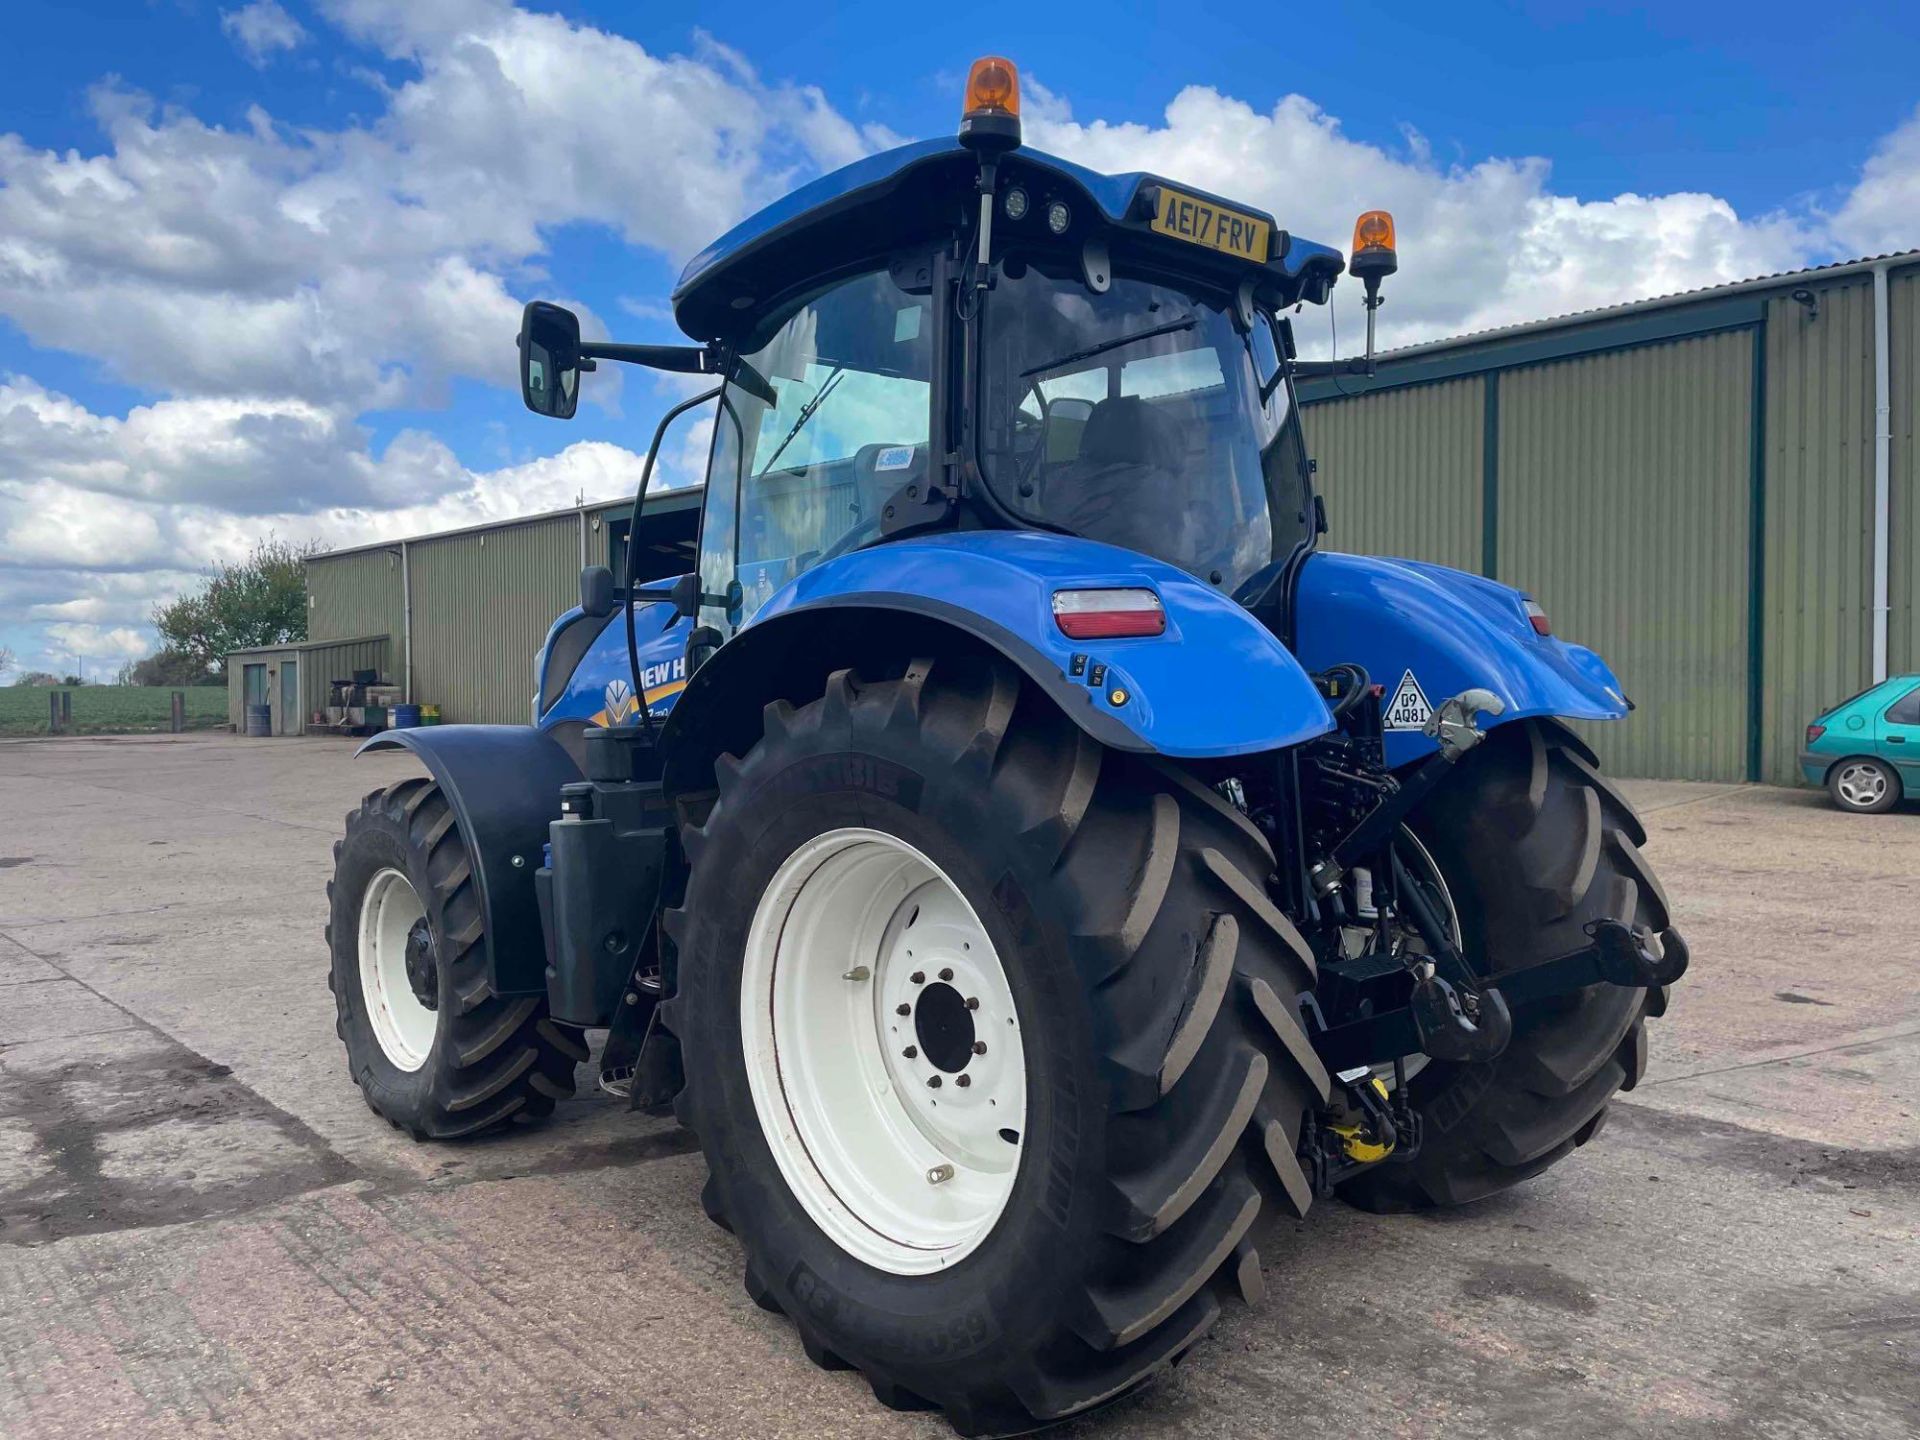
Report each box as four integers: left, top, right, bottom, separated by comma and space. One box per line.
2, 0, 1916, 676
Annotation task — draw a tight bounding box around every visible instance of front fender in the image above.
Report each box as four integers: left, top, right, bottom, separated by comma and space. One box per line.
733, 531, 1334, 760
360, 725, 580, 996
1293, 551, 1629, 766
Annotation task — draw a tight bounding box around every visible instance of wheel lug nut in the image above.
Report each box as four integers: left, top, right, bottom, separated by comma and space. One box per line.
939, 968, 954, 982
910, 971, 925, 985
927, 1076, 942, 1089
896, 1003, 911, 1016
965, 997, 979, 1011
902, 1045, 918, 1059
972, 1041, 987, 1055
956, 1074, 971, 1088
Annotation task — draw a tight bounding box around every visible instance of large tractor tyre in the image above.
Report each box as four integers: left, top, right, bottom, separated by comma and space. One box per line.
1339, 719, 1671, 1213
662, 656, 1330, 1435
326, 777, 587, 1139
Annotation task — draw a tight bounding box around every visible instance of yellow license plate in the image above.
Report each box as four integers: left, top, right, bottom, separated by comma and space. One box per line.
1148, 185, 1270, 262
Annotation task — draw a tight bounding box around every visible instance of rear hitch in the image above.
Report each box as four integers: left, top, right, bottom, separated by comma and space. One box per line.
1310, 920, 1687, 1073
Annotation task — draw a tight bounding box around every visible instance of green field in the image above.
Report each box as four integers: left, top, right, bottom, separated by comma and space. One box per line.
0, 686, 229, 737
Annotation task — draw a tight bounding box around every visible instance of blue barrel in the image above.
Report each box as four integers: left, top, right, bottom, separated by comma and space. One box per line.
244, 704, 271, 737
391, 704, 422, 729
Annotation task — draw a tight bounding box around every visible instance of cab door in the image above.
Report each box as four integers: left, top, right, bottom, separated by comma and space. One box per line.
1877, 679, 1920, 794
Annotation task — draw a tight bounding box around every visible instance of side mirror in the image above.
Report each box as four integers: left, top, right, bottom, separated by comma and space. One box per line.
519, 301, 582, 419
580, 564, 616, 618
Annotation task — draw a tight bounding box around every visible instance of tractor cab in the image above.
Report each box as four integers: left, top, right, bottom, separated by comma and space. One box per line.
521, 56, 1376, 652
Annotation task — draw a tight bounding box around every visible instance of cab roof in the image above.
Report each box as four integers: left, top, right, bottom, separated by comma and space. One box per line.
671, 137, 1346, 341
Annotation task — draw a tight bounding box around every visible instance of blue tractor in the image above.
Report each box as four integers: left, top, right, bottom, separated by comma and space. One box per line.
327, 57, 1687, 1433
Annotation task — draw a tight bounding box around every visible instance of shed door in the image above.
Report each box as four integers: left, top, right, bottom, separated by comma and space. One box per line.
243, 664, 268, 708
279, 659, 300, 735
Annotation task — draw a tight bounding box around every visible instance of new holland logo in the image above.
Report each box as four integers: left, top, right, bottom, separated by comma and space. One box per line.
1383, 669, 1433, 731
603, 678, 638, 725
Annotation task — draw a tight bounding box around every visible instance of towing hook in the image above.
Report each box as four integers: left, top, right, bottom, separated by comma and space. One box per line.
1585, 919, 1690, 989
1409, 971, 1512, 1063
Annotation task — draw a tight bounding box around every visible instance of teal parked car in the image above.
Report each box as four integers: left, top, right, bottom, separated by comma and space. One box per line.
1801, 674, 1920, 812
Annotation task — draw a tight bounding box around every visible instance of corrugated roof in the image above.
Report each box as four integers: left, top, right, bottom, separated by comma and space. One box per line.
310, 485, 705, 563
1374, 249, 1920, 363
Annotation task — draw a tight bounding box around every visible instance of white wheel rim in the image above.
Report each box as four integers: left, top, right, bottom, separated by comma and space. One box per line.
741, 828, 1027, 1275
1837, 763, 1886, 807
358, 867, 437, 1072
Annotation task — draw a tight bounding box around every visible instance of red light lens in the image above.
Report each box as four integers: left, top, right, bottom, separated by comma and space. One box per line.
1524, 599, 1551, 636
1806, 723, 1826, 744
1052, 588, 1166, 639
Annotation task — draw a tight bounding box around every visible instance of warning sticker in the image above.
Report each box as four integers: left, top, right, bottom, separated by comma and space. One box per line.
1383, 669, 1434, 731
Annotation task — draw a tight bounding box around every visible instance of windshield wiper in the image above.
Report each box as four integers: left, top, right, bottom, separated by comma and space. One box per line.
761, 367, 844, 472
1020, 317, 1196, 379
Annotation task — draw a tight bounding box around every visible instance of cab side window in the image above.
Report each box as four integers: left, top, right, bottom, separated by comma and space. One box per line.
1886, 684, 1920, 726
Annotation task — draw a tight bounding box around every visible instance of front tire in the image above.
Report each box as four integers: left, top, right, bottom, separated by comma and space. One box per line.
664, 657, 1330, 1434
1339, 720, 1673, 1212
327, 777, 587, 1138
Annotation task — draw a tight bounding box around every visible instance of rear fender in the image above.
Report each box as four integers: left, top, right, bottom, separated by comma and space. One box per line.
658, 531, 1333, 798
359, 725, 581, 996
1293, 551, 1630, 767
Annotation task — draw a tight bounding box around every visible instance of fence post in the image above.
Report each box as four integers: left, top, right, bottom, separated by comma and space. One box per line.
171, 690, 185, 734
61, 691, 73, 729
49, 691, 60, 734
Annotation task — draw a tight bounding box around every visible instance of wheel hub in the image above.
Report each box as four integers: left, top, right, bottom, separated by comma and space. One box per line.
403, 917, 440, 1012
912, 982, 976, 1073
1837, 763, 1885, 807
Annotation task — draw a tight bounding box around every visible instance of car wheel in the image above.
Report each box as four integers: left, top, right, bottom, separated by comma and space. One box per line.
1827, 757, 1900, 814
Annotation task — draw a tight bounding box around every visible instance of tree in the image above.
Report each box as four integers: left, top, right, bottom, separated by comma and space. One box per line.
152, 536, 324, 677
60, 674, 86, 688
15, 671, 60, 687
122, 650, 222, 687
0, 646, 14, 684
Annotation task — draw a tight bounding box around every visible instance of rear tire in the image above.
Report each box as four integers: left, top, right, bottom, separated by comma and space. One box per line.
327, 777, 586, 1139
1338, 719, 1672, 1212
1827, 757, 1900, 814
664, 656, 1330, 1434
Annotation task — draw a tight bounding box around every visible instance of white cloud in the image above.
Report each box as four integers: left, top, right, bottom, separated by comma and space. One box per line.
1025, 83, 1822, 352
1832, 104, 1920, 257
222, 2, 310, 66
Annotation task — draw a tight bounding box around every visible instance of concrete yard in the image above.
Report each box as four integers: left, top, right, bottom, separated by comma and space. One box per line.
0, 733, 1915, 1439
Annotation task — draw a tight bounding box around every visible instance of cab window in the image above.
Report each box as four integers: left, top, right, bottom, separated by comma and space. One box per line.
701, 269, 933, 628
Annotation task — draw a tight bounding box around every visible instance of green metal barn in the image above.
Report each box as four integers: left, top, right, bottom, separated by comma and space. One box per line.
291, 252, 1917, 783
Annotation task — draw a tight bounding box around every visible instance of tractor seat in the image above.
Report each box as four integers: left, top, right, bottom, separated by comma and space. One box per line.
851, 442, 928, 522
1041, 396, 1205, 555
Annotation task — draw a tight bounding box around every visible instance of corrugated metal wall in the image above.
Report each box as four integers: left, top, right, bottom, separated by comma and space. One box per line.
1894, 268, 1920, 674
407, 513, 581, 723
1309, 377, 1485, 572
307, 547, 404, 647
1498, 333, 1755, 782
299, 638, 391, 719
1759, 277, 1878, 784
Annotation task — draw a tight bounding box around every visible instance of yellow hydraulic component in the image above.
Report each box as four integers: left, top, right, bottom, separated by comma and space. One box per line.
1329, 1077, 1397, 1164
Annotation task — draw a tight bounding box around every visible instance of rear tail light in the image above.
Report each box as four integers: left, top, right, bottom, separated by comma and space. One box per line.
1052, 588, 1166, 639
1806, 723, 1826, 745
1523, 598, 1551, 636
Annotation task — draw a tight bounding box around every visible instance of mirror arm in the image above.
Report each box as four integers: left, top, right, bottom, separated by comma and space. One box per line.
578, 341, 714, 374
577, 340, 777, 407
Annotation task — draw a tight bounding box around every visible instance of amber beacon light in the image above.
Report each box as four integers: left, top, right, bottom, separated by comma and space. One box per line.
959, 56, 1022, 150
